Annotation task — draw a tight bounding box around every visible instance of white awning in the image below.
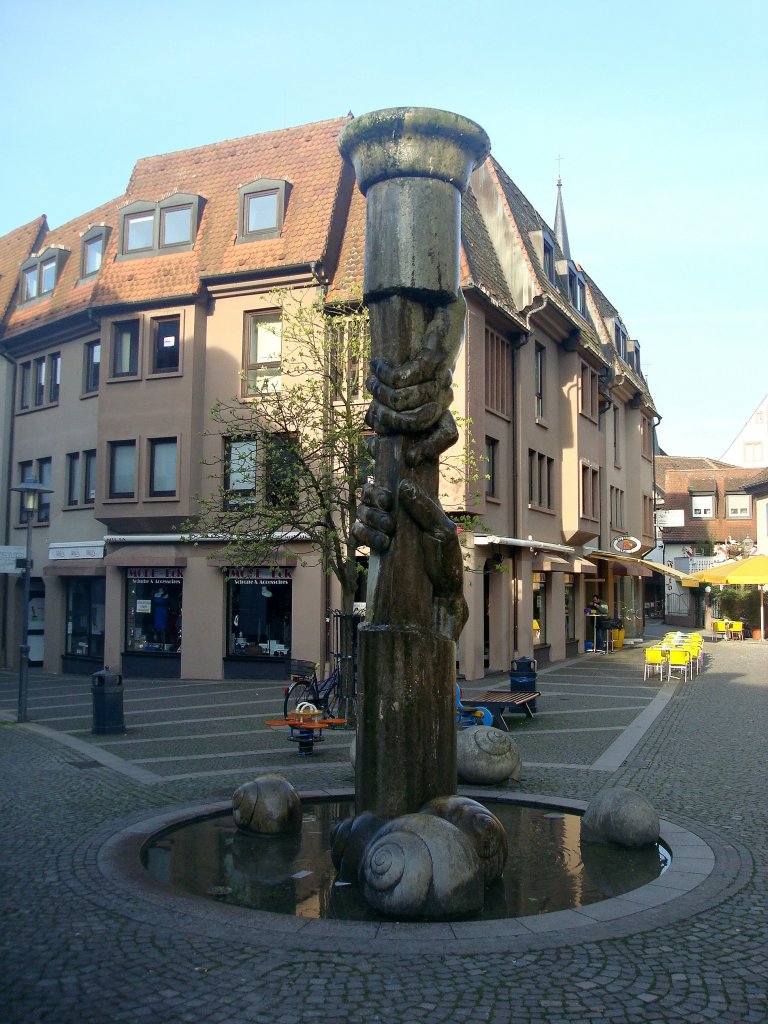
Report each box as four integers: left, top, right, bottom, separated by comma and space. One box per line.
474, 534, 575, 555
588, 550, 701, 587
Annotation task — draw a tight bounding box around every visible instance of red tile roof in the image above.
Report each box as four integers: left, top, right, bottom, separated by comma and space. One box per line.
0, 217, 47, 324
3, 200, 120, 339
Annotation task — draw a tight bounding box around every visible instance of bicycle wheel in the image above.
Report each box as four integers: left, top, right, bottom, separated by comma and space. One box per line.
321, 672, 342, 718
283, 681, 318, 719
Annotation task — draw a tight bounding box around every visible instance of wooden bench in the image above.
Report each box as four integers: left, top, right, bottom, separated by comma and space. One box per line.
463, 689, 540, 729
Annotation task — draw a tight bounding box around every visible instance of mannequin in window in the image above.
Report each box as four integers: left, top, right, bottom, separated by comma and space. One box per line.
153, 588, 169, 642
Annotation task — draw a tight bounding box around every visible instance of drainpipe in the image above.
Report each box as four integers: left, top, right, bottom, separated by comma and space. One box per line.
1, 350, 18, 661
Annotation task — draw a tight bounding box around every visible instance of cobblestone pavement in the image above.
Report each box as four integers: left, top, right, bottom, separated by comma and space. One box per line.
1, 634, 767, 1023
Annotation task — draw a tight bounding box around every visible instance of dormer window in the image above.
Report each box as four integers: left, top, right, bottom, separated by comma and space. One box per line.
543, 237, 555, 283
19, 247, 68, 304
237, 179, 289, 242
567, 263, 587, 317
80, 225, 111, 279
614, 319, 628, 361
118, 194, 203, 259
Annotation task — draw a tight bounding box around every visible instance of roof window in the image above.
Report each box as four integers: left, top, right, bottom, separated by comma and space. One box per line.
237, 178, 290, 242
19, 247, 69, 304
118, 193, 203, 259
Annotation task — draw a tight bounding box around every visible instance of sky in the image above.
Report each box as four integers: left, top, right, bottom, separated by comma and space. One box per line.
1, 0, 766, 460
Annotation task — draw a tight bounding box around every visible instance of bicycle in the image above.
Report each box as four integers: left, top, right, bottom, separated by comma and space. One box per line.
283, 659, 343, 719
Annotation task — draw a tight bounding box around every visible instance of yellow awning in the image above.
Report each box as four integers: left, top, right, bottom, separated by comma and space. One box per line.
588, 551, 701, 587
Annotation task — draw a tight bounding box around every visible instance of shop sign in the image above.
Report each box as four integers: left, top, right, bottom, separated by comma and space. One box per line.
226, 567, 292, 584
612, 535, 642, 554
0, 546, 25, 575
50, 542, 105, 560
655, 509, 685, 528
127, 567, 184, 584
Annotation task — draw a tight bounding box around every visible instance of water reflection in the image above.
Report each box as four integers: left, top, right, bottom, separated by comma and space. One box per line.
142, 800, 669, 922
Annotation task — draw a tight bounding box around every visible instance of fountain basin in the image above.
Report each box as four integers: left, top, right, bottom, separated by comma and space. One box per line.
142, 792, 671, 923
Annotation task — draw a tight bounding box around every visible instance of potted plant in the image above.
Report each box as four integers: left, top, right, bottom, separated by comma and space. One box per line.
718, 586, 763, 638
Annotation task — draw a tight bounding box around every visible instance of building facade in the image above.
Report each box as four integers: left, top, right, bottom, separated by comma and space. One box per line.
653, 456, 762, 627
1, 116, 662, 682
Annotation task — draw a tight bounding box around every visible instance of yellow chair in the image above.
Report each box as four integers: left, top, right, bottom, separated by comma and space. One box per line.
712, 620, 728, 641
727, 620, 744, 641
682, 642, 703, 675
667, 647, 691, 682
643, 647, 668, 680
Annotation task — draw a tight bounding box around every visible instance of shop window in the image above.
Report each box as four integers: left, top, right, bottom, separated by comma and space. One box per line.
112, 320, 140, 377
243, 312, 282, 395
149, 438, 177, 497
109, 440, 136, 499
533, 571, 546, 645
125, 568, 183, 652
84, 340, 100, 393
227, 568, 292, 657
151, 316, 181, 374
564, 573, 576, 641
237, 179, 289, 242
65, 578, 105, 659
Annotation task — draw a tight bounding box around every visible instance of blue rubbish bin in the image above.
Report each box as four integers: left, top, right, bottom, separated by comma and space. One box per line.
91, 667, 125, 734
509, 657, 537, 690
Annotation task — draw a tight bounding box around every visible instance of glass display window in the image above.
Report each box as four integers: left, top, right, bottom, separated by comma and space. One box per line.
533, 571, 546, 645
564, 573, 576, 641
226, 567, 292, 657
126, 568, 183, 652
65, 577, 106, 658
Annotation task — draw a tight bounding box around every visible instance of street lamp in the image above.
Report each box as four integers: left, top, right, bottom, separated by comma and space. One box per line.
10, 478, 53, 723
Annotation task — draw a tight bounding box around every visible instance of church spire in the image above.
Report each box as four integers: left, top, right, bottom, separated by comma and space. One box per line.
554, 176, 571, 260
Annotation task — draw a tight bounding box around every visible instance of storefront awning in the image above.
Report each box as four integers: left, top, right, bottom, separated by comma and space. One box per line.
588, 550, 701, 587
474, 534, 575, 556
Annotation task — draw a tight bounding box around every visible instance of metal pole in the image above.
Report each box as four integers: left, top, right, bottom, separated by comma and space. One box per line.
18, 510, 32, 723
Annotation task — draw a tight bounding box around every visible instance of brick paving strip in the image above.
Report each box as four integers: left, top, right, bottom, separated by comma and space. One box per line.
2, 634, 767, 1023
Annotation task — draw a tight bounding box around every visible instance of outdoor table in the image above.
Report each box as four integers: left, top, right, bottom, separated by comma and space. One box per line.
586, 613, 604, 654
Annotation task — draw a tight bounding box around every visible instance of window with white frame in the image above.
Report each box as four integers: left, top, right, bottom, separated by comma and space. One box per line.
243, 312, 282, 394
691, 493, 714, 518
580, 362, 599, 421
725, 493, 751, 518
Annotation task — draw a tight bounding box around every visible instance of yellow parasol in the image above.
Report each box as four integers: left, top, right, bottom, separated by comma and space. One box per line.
689, 554, 768, 640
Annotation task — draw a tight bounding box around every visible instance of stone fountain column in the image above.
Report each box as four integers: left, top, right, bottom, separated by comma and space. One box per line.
339, 108, 490, 819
